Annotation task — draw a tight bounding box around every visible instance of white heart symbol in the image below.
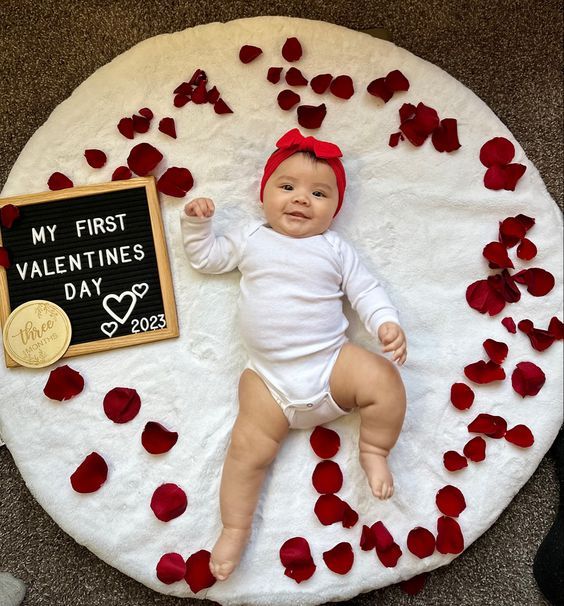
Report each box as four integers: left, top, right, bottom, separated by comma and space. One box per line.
103, 291, 137, 325
101, 322, 118, 338
132, 283, 149, 298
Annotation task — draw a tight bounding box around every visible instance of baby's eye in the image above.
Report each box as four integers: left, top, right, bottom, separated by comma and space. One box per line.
313, 191, 326, 198
281, 184, 293, 191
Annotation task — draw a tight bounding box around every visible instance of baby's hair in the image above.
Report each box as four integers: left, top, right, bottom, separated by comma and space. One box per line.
296, 150, 325, 164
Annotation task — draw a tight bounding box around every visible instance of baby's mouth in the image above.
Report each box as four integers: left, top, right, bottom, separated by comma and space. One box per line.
286, 211, 309, 219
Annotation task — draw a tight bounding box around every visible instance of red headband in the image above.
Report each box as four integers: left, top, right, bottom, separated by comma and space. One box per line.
259, 128, 347, 217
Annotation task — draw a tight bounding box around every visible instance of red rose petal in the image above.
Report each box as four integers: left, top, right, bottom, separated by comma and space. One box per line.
310, 426, 340, 459
188, 69, 207, 86
280, 537, 316, 583
360, 524, 376, 551
70, 452, 108, 493
206, 86, 220, 104
157, 167, 194, 198
468, 413, 507, 438
267, 67, 283, 84
517, 319, 534, 335
314, 494, 346, 525
367, 77, 393, 102
47, 172, 73, 190
277, 89, 301, 111
443, 451, 468, 472
501, 317, 517, 333
488, 270, 521, 304
127, 142, 163, 176
239, 44, 263, 64
515, 213, 536, 232
0, 247, 11, 269
450, 383, 475, 410
117, 117, 135, 139
517, 238, 537, 260
0, 204, 20, 228
156, 552, 186, 584
511, 361, 546, 397
483, 338, 509, 365
436, 485, 466, 517
479, 137, 515, 167
150, 483, 187, 521
174, 82, 193, 96
505, 424, 535, 448
389, 132, 403, 147
43, 365, 84, 401
432, 118, 461, 152
142, 422, 179, 454
436, 516, 464, 554
519, 322, 556, 352
376, 542, 402, 568
158, 117, 177, 139
401, 573, 428, 596
548, 317, 563, 340
132, 114, 150, 134
499, 217, 527, 247
330, 75, 354, 99
282, 37, 303, 62
466, 279, 506, 316
174, 94, 190, 108
513, 268, 555, 296
371, 521, 394, 551
322, 542, 354, 575
385, 70, 409, 92
138, 107, 153, 120
310, 73, 332, 94
463, 436, 486, 462
285, 67, 308, 86
464, 359, 506, 384
484, 164, 507, 190
483, 241, 515, 269
112, 166, 132, 181
297, 103, 326, 129
312, 460, 343, 494
184, 550, 216, 592
407, 527, 436, 558
84, 149, 107, 169
342, 501, 359, 528
103, 387, 141, 423
214, 98, 233, 114
502, 163, 527, 190
191, 80, 208, 104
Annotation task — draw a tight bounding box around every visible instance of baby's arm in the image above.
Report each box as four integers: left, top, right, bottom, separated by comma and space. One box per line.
180, 198, 247, 274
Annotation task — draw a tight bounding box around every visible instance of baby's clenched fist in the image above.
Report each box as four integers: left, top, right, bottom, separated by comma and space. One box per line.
184, 198, 215, 218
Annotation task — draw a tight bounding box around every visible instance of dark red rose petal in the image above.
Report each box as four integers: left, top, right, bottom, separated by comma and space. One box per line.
483, 241, 515, 269
239, 44, 263, 63
191, 80, 208, 104
84, 149, 107, 169
280, 537, 316, 583
376, 542, 402, 568
151, 483, 187, 521
103, 387, 141, 423
468, 413, 507, 439
511, 361, 546, 397
464, 359, 506, 384
48, 172, 73, 190
389, 132, 404, 147
436, 516, 464, 554
277, 89, 301, 111
314, 494, 346, 525
548, 317, 563, 340
404, 103, 440, 141
385, 69, 409, 92
436, 485, 466, 517
519, 322, 556, 352
282, 37, 303, 62
450, 383, 475, 410
367, 77, 393, 102
184, 550, 216, 592
517, 238, 537, 260
267, 67, 283, 83
206, 86, 220, 104
463, 436, 486, 462
479, 137, 515, 167
485, 163, 526, 191
310, 73, 332, 94
505, 424, 535, 448
138, 107, 153, 120
342, 501, 359, 528
127, 142, 163, 176
70, 452, 108, 493
515, 213, 536, 232
214, 98, 233, 114
443, 451, 468, 472
518, 319, 534, 335
132, 114, 150, 134
285, 67, 308, 86
312, 460, 343, 494
322, 542, 354, 574
502, 163, 527, 190
174, 82, 193, 96
371, 521, 394, 551
117, 117, 135, 139
158, 117, 176, 138
502, 317, 517, 333
483, 339, 509, 365
156, 552, 186, 584
499, 217, 527, 248
174, 94, 190, 108
466, 279, 506, 316
401, 573, 428, 596
188, 69, 207, 86
157, 167, 194, 198
360, 524, 376, 551
310, 426, 340, 459
43, 365, 84, 401
297, 103, 326, 129
399, 102, 417, 122
112, 166, 132, 181
330, 75, 354, 99
0, 247, 11, 269
0, 204, 20, 228
513, 268, 555, 296
432, 118, 461, 153
142, 422, 179, 454
407, 527, 436, 558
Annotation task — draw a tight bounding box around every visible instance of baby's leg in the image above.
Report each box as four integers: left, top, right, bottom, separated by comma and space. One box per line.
329, 343, 407, 499
210, 369, 290, 581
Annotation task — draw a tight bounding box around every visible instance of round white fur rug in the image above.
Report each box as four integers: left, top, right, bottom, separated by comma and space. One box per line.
0, 16, 562, 606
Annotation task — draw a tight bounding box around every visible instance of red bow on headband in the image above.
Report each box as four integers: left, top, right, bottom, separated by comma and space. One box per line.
275, 128, 343, 159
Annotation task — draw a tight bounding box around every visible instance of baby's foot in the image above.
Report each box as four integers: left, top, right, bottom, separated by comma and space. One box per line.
209, 527, 251, 581
359, 450, 394, 499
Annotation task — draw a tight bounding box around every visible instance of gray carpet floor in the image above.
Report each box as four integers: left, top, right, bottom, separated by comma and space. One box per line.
0, 1, 562, 605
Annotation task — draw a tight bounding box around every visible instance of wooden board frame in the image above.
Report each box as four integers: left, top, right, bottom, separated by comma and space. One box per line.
0, 177, 179, 368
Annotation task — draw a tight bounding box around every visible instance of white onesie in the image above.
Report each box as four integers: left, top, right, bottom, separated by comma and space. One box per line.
180, 211, 401, 418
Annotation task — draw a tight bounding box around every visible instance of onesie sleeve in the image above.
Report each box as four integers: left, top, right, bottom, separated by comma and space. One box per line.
180, 211, 251, 274
334, 233, 401, 336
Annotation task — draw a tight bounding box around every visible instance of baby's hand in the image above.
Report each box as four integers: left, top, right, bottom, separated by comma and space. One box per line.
184, 197, 215, 218
378, 322, 407, 366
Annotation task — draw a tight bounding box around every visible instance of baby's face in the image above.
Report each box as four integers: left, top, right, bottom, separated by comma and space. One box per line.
262, 153, 339, 238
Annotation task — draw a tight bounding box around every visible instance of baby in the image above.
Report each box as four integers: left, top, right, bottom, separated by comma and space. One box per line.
180, 128, 407, 582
